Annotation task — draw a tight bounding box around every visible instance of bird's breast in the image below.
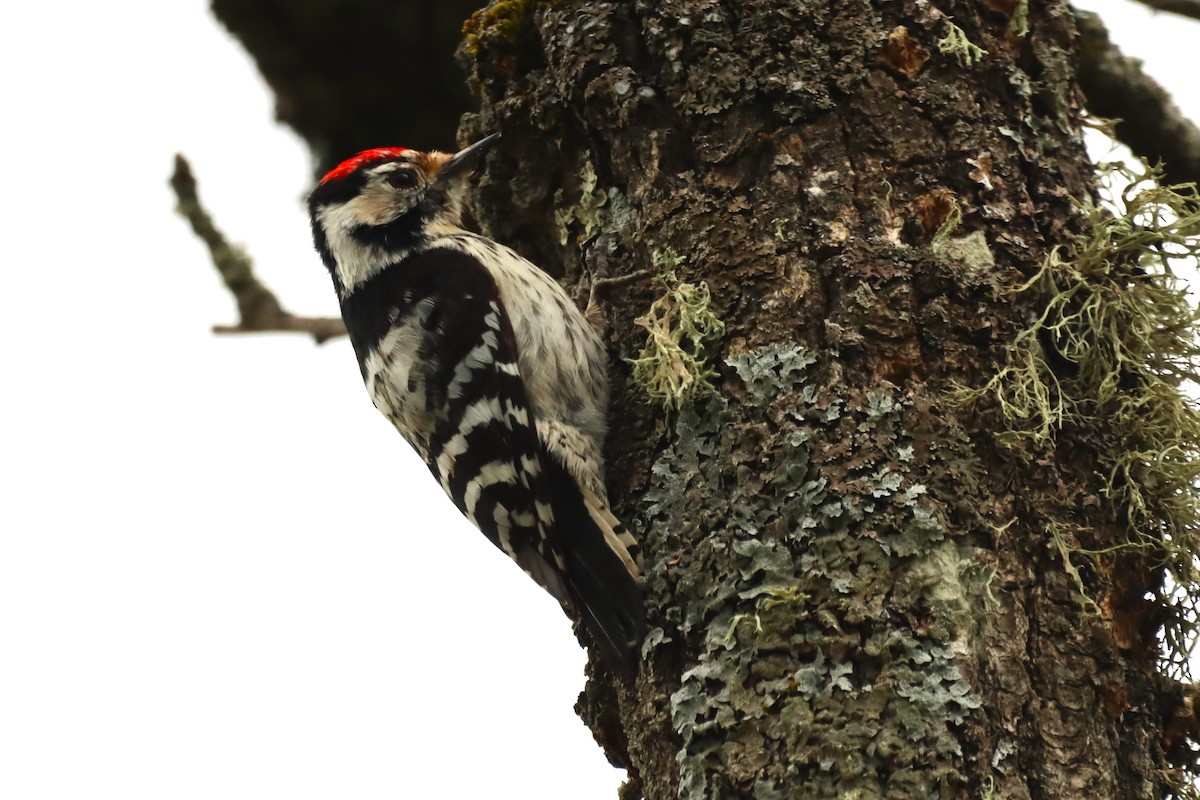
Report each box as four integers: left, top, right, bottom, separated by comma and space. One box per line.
362, 303, 443, 453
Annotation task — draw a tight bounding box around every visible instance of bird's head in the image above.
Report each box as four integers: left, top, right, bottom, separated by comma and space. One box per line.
308, 134, 498, 296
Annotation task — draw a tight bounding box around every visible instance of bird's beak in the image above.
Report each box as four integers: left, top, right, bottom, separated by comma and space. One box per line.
438, 133, 500, 182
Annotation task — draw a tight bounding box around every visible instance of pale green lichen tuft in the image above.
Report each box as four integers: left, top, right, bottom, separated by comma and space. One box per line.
628, 249, 725, 410
554, 158, 608, 248
771, 217, 790, 242
980, 775, 1004, 800
930, 199, 964, 246
724, 612, 763, 643
1008, 0, 1030, 37
1045, 521, 1103, 615
958, 160, 1200, 671
938, 20, 987, 67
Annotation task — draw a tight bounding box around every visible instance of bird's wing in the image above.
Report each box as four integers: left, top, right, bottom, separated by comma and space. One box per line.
351, 245, 643, 673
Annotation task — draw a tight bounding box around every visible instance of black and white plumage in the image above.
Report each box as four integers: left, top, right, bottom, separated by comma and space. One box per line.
307, 136, 645, 674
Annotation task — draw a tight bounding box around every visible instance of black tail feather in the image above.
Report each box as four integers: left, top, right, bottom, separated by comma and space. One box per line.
564, 555, 646, 676
541, 453, 646, 676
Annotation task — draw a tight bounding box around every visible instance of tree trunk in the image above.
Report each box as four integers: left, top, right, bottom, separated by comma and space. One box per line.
457, 1, 1189, 798
215, 0, 1200, 797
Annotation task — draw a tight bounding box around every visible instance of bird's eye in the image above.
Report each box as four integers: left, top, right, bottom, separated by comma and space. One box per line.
387, 170, 418, 189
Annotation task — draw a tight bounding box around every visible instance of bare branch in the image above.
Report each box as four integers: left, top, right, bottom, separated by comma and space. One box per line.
1076, 11, 1200, 187
210, 317, 348, 343
1127, 0, 1200, 23
170, 154, 346, 344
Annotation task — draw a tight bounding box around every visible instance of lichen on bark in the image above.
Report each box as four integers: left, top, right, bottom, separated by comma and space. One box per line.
451, 0, 1190, 797
650, 346, 984, 798
958, 160, 1200, 682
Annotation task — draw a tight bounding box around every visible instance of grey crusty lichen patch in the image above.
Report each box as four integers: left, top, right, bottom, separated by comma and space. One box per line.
933, 229, 995, 282
643, 344, 981, 799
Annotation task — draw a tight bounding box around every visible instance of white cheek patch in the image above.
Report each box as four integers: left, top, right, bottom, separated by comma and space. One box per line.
315, 200, 364, 235
316, 199, 403, 294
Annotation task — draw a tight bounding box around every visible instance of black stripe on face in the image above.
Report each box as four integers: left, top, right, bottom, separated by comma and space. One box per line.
347, 210, 426, 252
342, 186, 448, 253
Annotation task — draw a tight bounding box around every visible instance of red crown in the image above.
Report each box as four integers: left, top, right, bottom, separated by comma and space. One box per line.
320, 147, 410, 185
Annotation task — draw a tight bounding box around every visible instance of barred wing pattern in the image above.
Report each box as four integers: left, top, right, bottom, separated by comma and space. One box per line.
340, 247, 642, 672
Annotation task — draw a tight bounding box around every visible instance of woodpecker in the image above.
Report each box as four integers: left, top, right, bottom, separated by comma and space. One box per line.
307, 135, 645, 674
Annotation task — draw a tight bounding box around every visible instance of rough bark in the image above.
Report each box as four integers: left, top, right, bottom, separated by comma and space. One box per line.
457, 1, 1179, 798
208, 0, 1200, 797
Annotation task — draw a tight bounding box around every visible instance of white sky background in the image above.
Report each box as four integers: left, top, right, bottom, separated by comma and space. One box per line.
0, 2, 1197, 799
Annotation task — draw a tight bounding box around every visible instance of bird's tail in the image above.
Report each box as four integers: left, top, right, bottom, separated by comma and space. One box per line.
582, 490, 643, 577
541, 457, 646, 676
